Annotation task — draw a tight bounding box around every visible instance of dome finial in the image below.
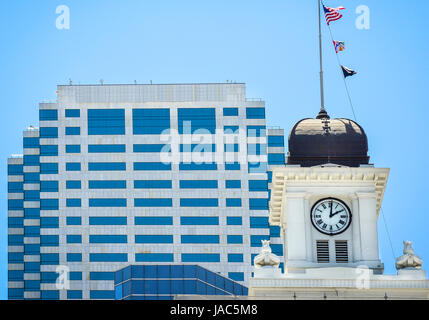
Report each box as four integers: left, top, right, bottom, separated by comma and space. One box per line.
316, 106, 330, 119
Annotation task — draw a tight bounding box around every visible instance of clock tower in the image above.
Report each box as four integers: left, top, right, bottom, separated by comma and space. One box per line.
269, 110, 388, 274
249, 110, 429, 299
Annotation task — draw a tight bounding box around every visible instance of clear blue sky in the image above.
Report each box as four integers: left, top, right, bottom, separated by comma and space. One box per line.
1, 0, 428, 299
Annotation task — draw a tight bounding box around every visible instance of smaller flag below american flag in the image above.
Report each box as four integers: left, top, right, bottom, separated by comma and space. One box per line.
323, 5, 345, 25
341, 65, 357, 78
333, 40, 345, 53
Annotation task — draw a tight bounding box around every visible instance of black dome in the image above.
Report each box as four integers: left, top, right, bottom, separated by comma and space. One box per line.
287, 113, 370, 167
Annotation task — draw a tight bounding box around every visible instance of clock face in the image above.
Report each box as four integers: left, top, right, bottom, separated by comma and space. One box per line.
310, 198, 352, 236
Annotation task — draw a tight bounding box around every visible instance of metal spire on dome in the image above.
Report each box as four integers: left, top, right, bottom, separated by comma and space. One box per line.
316, 0, 330, 120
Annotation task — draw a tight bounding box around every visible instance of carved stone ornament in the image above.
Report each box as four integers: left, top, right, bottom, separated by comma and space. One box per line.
254, 240, 281, 269
395, 241, 423, 270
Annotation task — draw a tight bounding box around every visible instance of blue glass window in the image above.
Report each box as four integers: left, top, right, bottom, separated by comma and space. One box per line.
249, 198, 269, 210
89, 198, 127, 207
89, 162, 126, 171
135, 253, 174, 262
40, 145, 58, 156
90, 253, 127, 262
226, 198, 242, 207
250, 216, 269, 228
8, 217, 23, 228
224, 125, 239, 133
66, 145, 81, 153
179, 162, 217, 171
8, 199, 23, 210
66, 235, 82, 244
224, 144, 239, 152
135, 235, 173, 244
181, 254, 220, 263
89, 217, 127, 225
66, 198, 81, 207
90, 290, 115, 299
246, 107, 265, 119
65, 127, 80, 135
268, 135, 285, 147
180, 198, 218, 207
268, 153, 285, 165
225, 162, 240, 170
248, 162, 267, 173
41, 235, 59, 246
23, 137, 39, 148
67, 291, 82, 299
270, 226, 281, 237
223, 107, 239, 116
228, 254, 244, 262
41, 217, 59, 228
90, 272, 114, 280
65, 109, 80, 118
227, 235, 243, 244
134, 217, 173, 225
133, 109, 170, 135
180, 144, 216, 152
8, 182, 23, 193
66, 162, 81, 171
134, 198, 172, 207
227, 217, 242, 225
251, 235, 270, 247
134, 180, 172, 189
67, 217, 82, 225
40, 163, 58, 174
89, 180, 126, 189
90, 235, 127, 244
66, 180, 81, 189
40, 181, 59, 192
248, 144, 267, 155
178, 108, 216, 134
133, 144, 170, 153
67, 253, 82, 262
8, 164, 23, 175
181, 235, 219, 244
24, 155, 40, 166
247, 125, 266, 137
41, 253, 59, 265
226, 180, 241, 188
88, 109, 125, 135
24, 190, 40, 201
180, 217, 218, 225
249, 180, 268, 191
179, 180, 218, 189
134, 162, 171, 171
40, 127, 58, 138
88, 144, 126, 153
228, 272, 244, 282
40, 199, 59, 210
39, 109, 58, 121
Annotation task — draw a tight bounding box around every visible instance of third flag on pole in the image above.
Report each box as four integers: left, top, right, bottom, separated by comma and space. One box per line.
341, 65, 357, 78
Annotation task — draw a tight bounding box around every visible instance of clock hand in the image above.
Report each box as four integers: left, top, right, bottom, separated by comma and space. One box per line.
329, 200, 333, 218
331, 209, 344, 217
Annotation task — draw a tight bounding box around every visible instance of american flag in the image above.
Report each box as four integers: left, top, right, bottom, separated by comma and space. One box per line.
323, 5, 345, 25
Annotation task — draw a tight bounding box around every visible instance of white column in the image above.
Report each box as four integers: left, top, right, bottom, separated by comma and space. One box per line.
357, 192, 379, 262
351, 196, 362, 262
283, 193, 307, 264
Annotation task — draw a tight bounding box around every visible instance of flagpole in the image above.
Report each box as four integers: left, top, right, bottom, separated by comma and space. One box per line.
317, 0, 328, 119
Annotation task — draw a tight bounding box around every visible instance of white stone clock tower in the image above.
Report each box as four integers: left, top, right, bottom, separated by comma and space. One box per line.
249, 111, 429, 300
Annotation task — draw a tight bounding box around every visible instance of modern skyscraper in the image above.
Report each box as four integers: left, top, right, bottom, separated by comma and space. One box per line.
7, 83, 285, 300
